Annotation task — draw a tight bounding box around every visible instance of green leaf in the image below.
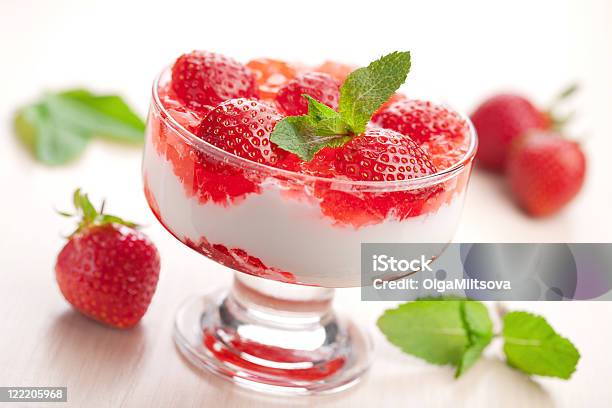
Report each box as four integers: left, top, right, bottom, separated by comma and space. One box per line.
503, 311, 580, 379
315, 117, 350, 135
304, 95, 342, 121
65, 189, 139, 235
271, 116, 350, 161
303, 95, 350, 136
339, 51, 411, 134
73, 188, 98, 225
14, 89, 145, 165
271, 51, 411, 161
377, 298, 492, 377
15, 104, 90, 165
547, 83, 580, 132
99, 214, 137, 228
271, 95, 353, 161
45, 91, 145, 143
555, 83, 579, 102
456, 301, 493, 377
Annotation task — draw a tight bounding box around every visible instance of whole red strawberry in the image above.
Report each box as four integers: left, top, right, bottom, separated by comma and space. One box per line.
507, 131, 586, 216
246, 58, 298, 100
471, 94, 549, 172
275, 72, 340, 116
373, 99, 468, 144
314, 128, 439, 228
171, 51, 258, 112
335, 127, 437, 181
55, 190, 160, 328
196, 98, 291, 166
372, 99, 471, 169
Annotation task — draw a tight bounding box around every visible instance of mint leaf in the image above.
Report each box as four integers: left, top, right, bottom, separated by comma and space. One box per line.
377, 298, 492, 376
503, 311, 580, 379
271, 51, 411, 160
456, 301, 493, 377
303, 96, 350, 136
48, 90, 145, 143
271, 116, 350, 161
339, 51, 411, 134
303, 95, 341, 121
14, 89, 145, 165
15, 103, 90, 165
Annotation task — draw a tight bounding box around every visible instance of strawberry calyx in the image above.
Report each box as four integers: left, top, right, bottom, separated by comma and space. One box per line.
544, 83, 579, 132
59, 189, 137, 236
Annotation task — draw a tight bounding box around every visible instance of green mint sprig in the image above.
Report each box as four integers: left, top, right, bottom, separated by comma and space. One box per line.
14, 89, 145, 165
377, 298, 580, 379
270, 51, 411, 161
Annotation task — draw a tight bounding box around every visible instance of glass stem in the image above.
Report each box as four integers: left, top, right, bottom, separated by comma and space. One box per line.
229, 272, 336, 324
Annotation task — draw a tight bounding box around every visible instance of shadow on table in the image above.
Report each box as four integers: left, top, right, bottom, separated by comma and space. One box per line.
42, 310, 147, 396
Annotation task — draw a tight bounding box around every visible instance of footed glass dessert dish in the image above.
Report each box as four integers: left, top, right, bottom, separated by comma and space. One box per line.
142, 52, 477, 395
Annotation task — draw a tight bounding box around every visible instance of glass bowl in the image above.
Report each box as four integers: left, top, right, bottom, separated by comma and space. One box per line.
142, 68, 478, 395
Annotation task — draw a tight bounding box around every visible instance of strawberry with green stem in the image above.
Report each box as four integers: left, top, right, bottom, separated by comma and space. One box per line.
470, 84, 579, 172
55, 189, 160, 328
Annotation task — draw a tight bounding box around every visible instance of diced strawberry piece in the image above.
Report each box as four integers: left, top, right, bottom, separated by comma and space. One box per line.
315, 60, 356, 83
185, 236, 297, 284
158, 85, 207, 132
246, 58, 298, 100
150, 100, 261, 206
275, 73, 340, 116
302, 147, 338, 178
317, 188, 385, 228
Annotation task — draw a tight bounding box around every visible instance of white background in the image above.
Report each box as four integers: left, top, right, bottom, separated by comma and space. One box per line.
1, 0, 611, 407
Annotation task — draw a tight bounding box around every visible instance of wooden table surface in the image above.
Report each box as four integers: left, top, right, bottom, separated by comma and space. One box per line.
1, 0, 611, 406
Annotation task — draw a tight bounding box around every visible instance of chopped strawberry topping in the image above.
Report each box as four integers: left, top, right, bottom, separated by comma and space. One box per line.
158, 85, 207, 131
246, 58, 298, 101
152, 95, 261, 205
315, 60, 356, 83
150, 53, 473, 229
185, 236, 297, 284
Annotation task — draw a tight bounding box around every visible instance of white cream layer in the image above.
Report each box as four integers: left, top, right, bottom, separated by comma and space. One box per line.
144, 147, 466, 287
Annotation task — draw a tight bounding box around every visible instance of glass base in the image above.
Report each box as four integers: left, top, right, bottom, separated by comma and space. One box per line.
173, 273, 373, 395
